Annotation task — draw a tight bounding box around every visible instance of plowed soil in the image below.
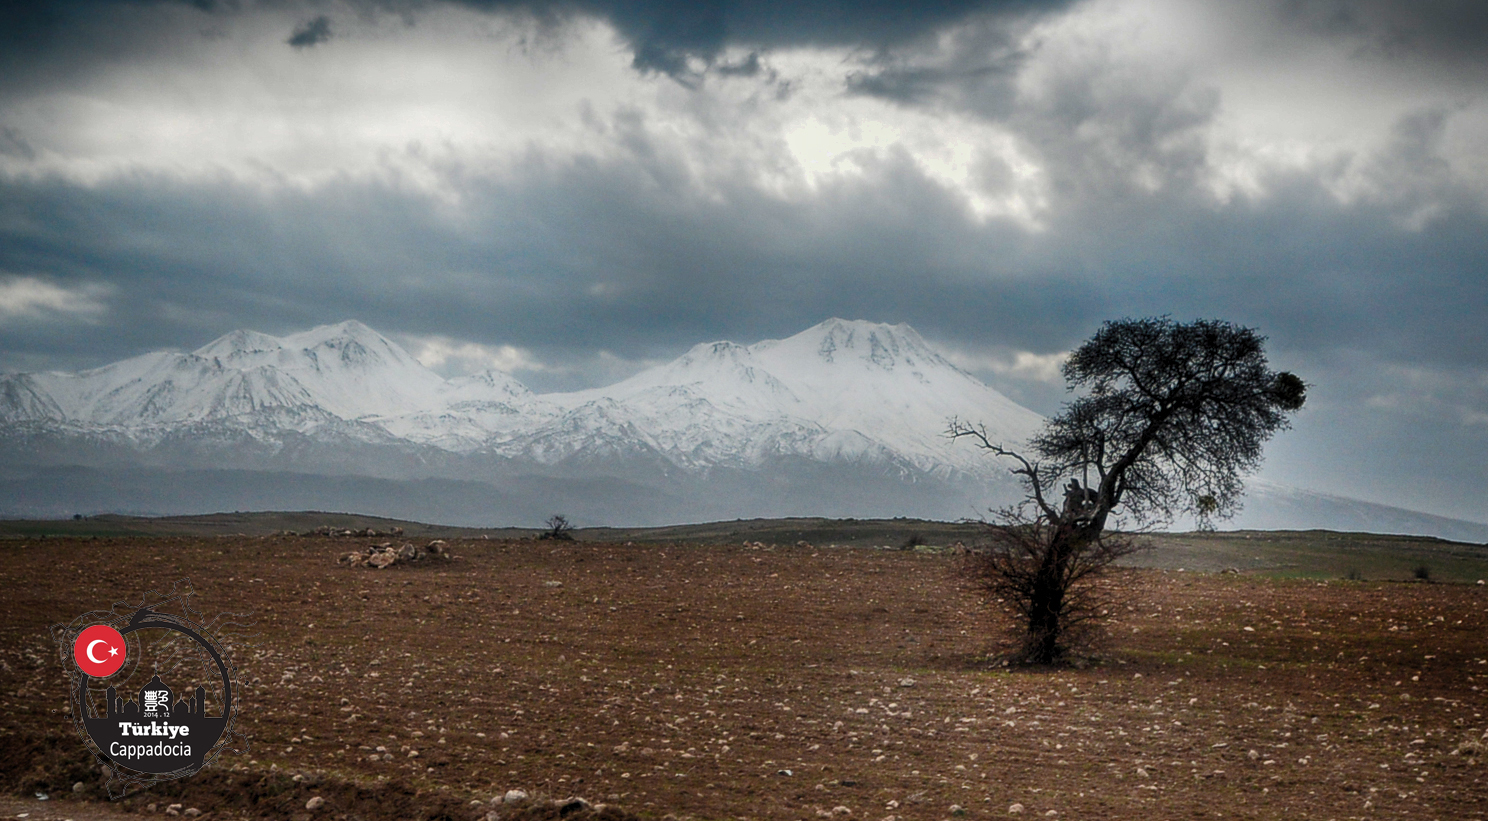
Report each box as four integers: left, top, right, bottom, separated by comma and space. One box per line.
2, 536, 1485, 821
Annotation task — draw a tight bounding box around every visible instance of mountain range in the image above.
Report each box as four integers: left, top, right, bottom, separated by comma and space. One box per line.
3, 318, 1485, 541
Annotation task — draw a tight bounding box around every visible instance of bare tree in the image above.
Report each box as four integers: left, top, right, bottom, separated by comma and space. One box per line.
951, 317, 1306, 664
538, 514, 575, 541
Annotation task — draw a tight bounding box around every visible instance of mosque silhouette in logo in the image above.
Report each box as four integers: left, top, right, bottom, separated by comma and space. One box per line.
101, 674, 209, 720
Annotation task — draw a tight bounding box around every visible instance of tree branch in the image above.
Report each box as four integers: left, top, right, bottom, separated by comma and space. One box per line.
948, 418, 1059, 521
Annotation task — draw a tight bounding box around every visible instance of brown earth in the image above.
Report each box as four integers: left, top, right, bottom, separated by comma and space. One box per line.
2, 536, 1485, 821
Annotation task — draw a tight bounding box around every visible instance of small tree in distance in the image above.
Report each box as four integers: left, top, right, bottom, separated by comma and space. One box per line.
951, 317, 1306, 665
538, 514, 575, 541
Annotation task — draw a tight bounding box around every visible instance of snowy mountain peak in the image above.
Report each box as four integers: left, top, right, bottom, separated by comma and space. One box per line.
194, 329, 284, 359
281, 320, 426, 372
775, 318, 948, 372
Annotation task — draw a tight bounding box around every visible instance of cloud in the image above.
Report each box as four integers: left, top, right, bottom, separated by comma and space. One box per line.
543, 0, 1069, 80
0, 275, 111, 323
287, 15, 332, 49
942, 346, 1068, 383
400, 334, 548, 377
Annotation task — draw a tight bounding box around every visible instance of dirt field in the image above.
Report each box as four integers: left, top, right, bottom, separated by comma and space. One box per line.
2, 535, 1486, 821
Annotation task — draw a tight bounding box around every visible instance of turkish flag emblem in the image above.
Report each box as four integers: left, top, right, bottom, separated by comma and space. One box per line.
73, 624, 127, 677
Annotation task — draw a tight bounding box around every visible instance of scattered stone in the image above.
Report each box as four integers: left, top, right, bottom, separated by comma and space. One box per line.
304, 525, 407, 538
1008, 803, 1024, 814
183, 809, 201, 818
72, 782, 85, 793
897, 677, 916, 688
503, 789, 529, 804
338, 539, 453, 569
557, 798, 592, 816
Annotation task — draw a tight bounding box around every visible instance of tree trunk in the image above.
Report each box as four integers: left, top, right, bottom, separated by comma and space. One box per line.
1023, 523, 1098, 664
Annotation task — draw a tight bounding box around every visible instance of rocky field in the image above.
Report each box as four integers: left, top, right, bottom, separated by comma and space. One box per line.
2, 535, 1486, 821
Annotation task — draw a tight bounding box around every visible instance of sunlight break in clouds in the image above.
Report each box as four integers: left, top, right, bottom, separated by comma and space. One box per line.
1021, 0, 1488, 215
401, 334, 547, 378
0, 276, 112, 323
943, 347, 1070, 383
0, 4, 1050, 225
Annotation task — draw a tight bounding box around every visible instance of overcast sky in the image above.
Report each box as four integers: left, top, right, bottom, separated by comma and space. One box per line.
1, 0, 1485, 522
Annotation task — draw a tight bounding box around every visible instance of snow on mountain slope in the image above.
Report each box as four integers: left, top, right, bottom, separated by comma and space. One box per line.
538, 319, 1044, 475
0, 321, 534, 442
190, 320, 450, 420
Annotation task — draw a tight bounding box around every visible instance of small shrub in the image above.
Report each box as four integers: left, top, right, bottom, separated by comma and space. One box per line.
1413, 564, 1432, 582
538, 514, 575, 541
901, 534, 927, 550
1345, 568, 1362, 581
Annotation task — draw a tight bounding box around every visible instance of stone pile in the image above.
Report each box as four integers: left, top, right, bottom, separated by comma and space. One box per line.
338, 539, 451, 569
478, 791, 619, 821
306, 525, 405, 538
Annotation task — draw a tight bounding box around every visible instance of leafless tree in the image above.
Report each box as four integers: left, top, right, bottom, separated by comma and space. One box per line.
538, 514, 575, 541
951, 317, 1306, 664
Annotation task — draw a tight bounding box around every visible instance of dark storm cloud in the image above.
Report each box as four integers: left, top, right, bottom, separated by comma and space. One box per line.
0, 0, 1071, 82
469, 0, 1072, 76
287, 14, 331, 48
1280, 0, 1488, 74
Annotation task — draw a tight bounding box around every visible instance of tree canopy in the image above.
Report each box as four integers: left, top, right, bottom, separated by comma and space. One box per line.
1032, 316, 1305, 529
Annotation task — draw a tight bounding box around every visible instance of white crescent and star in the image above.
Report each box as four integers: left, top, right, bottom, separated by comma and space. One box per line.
85, 639, 116, 664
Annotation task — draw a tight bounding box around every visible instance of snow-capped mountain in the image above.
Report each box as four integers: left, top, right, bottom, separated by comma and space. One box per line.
532, 319, 1045, 475
4, 321, 442, 430
0, 318, 1043, 481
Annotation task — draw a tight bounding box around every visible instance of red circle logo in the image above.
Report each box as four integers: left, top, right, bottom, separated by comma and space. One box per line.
73, 624, 127, 677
